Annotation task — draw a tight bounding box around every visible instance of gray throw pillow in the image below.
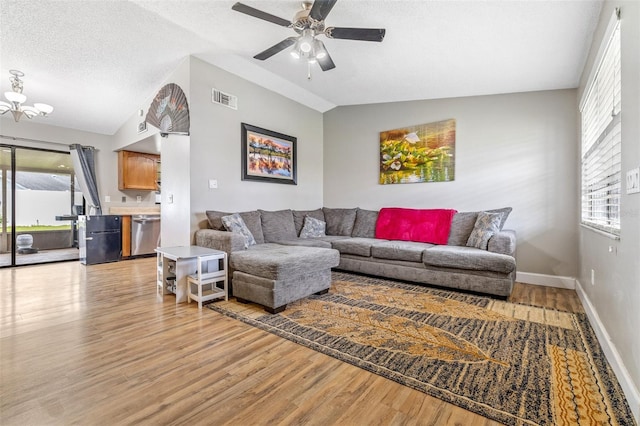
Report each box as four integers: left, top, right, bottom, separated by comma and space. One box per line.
292, 209, 325, 236
300, 216, 326, 238
323, 207, 357, 236
258, 209, 297, 242
351, 209, 379, 238
206, 210, 264, 243
466, 212, 503, 250
487, 207, 512, 230
221, 213, 256, 249
448, 207, 513, 246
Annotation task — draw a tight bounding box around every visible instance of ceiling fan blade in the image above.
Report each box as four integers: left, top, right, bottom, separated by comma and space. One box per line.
309, 0, 338, 21
232, 2, 291, 27
316, 41, 336, 71
253, 37, 297, 60
326, 27, 386, 42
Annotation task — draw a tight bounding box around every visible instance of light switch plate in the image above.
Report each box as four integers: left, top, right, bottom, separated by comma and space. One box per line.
626, 167, 640, 194
208, 179, 218, 189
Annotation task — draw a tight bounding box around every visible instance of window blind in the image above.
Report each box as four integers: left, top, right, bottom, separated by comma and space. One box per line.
580, 16, 621, 236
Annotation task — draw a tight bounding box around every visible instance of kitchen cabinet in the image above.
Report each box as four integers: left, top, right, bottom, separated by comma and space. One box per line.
121, 215, 131, 257
118, 150, 160, 190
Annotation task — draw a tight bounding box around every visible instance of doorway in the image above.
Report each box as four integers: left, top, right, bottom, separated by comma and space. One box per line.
0, 145, 83, 267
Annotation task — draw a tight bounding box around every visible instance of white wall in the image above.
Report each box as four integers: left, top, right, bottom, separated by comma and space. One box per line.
188, 57, 324, 235
112, 58, 192, 247
323, 90, 579, 277
577, 0, 640, 416
10, 190, 83, 226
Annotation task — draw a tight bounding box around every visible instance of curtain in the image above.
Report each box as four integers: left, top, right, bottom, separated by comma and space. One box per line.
69, 144, 102, 215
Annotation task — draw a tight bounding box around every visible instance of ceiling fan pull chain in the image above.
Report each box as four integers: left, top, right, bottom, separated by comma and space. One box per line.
307, 61, 312, 80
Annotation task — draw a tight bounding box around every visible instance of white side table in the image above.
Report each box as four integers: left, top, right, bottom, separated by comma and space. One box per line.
155, 246, 228, 304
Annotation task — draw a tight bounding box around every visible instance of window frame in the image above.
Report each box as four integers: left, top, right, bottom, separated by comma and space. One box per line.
579, 10, 621, 237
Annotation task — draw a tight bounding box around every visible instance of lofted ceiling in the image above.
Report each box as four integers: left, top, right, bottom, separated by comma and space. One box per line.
0, 0, 602, 136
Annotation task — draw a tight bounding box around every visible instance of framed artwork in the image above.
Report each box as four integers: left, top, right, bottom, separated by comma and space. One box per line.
241, 123, 297, 185
379, 118, 456, 185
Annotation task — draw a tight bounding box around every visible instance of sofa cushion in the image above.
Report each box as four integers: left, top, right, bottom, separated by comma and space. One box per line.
300, 216, 326, 238
331, 237, 381, 257
206, 210, 264, 244
488, 230, 517, 256
351, 208, 379, 238
375, 208, 457, 245
466, 211, 503, 250
447, 207, 512, 246
315, 236, 352, 244
230, 245, 340, 280
258, 209, 297, 242
371, 240, 434, 263
292, 209, 325, 236
447, 212, 478, 246
276, 238, 332, 249
423, 245, 516, 274
205, 210, 229, 230
238, 211, 265, 244
323, 207, 357, 236
221, 213, 256, 249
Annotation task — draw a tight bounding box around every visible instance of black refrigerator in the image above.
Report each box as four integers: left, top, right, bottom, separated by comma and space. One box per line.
78, 215, 122, 265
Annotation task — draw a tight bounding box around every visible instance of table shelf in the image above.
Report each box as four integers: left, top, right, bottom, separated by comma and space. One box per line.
155, 246, 227, 305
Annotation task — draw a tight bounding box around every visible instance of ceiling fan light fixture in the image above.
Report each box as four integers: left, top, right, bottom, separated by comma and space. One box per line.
313, 39, 327, 59
299, 29, 314, 53
299, 39, 313, 53
232, 1, 385, 76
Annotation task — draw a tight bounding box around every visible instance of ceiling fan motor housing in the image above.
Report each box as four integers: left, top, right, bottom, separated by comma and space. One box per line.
292, 3, 325, 35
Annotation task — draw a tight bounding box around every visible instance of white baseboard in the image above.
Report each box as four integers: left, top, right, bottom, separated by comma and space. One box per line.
515, 271, 576, 289
575, 279, 640, 423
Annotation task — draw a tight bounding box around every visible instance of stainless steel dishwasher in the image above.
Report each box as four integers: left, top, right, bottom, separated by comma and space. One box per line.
131, 214, 161, 256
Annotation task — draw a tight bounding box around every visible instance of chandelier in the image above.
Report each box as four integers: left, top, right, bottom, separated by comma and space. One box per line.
0, 70, 54, 122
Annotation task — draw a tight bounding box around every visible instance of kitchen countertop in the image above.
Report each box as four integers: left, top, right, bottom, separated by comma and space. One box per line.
109, 206, 160, 215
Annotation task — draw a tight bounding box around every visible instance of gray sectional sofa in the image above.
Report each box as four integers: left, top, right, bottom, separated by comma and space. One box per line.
195, 207, 517, 312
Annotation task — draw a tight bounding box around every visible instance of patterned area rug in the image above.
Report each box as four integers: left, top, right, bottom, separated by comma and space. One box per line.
209, 272, 635, 426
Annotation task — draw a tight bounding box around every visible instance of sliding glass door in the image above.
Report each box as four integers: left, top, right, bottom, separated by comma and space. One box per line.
0, 145, 83, 267
0, 147, 13, 266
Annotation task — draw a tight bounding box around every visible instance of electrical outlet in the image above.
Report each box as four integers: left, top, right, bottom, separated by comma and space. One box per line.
591, 269, 595, 286
121, 196, 126, 203
136, 195, 142, 203
104, 195, 111, 203
208, 179, 218, 189
168, 194, 174, 204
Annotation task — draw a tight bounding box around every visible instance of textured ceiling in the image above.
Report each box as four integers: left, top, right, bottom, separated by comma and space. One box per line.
0, 0, 602, 135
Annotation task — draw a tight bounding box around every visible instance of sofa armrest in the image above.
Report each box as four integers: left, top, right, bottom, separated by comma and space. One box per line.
195, 229, 246, 254
488, 229, 516, 257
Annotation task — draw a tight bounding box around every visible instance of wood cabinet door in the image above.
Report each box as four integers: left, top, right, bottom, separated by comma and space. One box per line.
118, 151, 159, 190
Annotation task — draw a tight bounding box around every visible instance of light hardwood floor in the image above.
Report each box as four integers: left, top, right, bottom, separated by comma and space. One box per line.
0, 258, 582, 425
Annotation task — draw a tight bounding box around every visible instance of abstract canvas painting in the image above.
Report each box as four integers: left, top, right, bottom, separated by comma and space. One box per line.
380, 119, 456, 184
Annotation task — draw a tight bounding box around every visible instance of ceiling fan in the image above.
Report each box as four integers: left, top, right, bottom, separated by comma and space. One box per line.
231, 0, 386, 72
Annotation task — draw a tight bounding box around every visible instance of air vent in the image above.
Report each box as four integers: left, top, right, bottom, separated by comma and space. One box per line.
212, 88, 238, 110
